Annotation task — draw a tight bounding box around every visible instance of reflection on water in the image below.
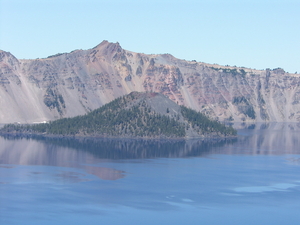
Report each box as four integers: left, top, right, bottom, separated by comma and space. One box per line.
0, 134, 236, 160
230, 122, 300, 155
286, 157, 300, 165
54, 171, 91, 183
0, 137, 126, 180
1, 123, 300, 225
0, 135, 236, 181
1, 122, 300, 161
1, 122, 300, 181
85, 166, 125, 180
0, 165, 14, 169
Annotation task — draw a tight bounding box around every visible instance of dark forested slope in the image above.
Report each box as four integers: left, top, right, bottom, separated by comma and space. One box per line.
0, 92, 236, 139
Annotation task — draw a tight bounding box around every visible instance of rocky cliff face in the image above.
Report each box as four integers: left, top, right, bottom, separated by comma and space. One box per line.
1, 40, 299, 123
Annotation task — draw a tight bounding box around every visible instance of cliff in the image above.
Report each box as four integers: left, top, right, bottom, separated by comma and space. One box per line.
0, 41, 299, 123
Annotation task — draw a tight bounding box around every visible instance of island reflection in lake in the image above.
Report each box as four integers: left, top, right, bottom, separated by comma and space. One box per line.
1, 123, 300, 225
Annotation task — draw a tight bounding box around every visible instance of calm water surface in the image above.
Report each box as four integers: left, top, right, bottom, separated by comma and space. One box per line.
1, 123, 300, 224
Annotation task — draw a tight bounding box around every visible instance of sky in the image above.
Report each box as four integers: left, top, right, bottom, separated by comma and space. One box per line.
0, 0, 299, 73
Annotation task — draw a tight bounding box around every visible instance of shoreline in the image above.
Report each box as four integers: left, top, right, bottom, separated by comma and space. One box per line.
0, 131, 237, 141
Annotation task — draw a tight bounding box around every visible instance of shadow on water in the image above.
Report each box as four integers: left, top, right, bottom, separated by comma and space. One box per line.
0, 134, 237, 160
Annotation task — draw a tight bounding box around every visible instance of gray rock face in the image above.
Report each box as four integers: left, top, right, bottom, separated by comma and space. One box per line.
0, 41, 299, 123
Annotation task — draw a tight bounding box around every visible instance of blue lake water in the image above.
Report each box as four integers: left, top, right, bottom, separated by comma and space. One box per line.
1, 123, 300, 224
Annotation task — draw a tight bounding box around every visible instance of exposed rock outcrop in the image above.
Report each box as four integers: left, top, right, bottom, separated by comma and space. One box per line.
0, 41, 299, 123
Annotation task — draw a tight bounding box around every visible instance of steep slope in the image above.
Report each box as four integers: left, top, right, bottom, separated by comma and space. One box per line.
0, 41, 300, 123
0, 92, 237, 139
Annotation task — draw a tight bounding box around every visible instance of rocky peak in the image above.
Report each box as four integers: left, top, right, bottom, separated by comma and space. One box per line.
0, 40, 300, 124
0, 50, 20, 67
92, 40, 123, 55
92, 40, 110, 49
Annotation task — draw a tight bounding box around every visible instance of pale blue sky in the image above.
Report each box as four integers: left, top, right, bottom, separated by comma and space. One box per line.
1, 0, 299, 72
